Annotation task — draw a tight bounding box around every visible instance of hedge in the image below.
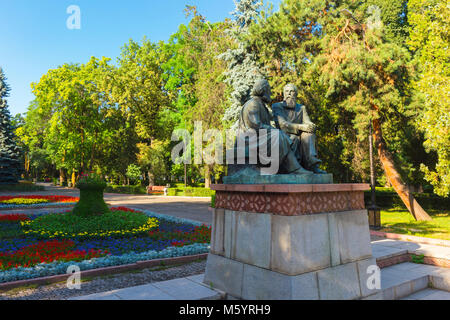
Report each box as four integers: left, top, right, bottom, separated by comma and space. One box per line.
104, 185, 147, 195
0, 184, 45, 192
167, 187, 215, 197
364, 189, 449, 210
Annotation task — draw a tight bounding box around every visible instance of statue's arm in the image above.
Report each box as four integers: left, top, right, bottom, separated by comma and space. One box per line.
302, 106, 314, 125
245, 102, 272, 131
272, 104, 299, 135
300, 105, 316, 133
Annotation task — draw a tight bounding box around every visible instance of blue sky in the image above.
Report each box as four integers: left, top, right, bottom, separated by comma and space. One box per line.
0, 0, 281, 117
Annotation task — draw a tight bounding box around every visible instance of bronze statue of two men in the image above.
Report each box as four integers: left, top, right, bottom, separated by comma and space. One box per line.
234, 78, 326, 175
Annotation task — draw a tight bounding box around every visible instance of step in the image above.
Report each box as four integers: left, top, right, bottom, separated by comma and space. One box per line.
372, 239, 450, 261
68, 274, 224, 300
401, 288, 450, 300
379, 262, 450, 300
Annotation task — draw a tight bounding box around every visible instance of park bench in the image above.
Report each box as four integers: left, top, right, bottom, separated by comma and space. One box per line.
146, 185, 167, 195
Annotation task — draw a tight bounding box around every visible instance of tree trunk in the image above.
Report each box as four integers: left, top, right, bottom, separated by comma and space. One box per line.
72, 170, 76, 188
372, 119, 432, 221
204, 165, 211, 189
59, 168, 65, 186
148, 171, 154, 187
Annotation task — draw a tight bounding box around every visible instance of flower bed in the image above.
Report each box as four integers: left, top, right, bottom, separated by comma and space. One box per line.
0, 207, 211, 283
0, 195, 79, 210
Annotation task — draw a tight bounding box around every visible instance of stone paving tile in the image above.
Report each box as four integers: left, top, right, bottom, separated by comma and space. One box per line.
384, 262, 423, 272
381, 272, 405, 290
410, 264, 445, 273
69, 291, 122, 300
419, 290, 450, 300
372, 239, 409, 247
371, 245, 407, 259
186, 274, 206, 285
110, 284, 176, 300
151, 277, 220, 300
68, 276, 222, 301
381, 265, 427, 282
402, 289, 438, 300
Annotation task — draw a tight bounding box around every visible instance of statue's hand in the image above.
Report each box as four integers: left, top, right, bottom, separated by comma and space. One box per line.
305, 123, 316, 133
297, 123, 316, 133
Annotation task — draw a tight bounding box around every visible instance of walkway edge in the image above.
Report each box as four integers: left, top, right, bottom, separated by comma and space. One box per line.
0, 253, 208, 292
370, 230, 450, 247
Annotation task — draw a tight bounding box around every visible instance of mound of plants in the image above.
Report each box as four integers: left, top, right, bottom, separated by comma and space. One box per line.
0, 207, 211, 283
0, 195, 79, 209
21, 208, 159, 239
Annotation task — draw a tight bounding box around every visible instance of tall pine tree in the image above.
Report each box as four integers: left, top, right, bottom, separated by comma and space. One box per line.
0, 68, 22, 184
220, 0, 265, 128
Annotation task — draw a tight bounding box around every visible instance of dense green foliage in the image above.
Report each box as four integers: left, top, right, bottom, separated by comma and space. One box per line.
9, 1, 449, 199
364, 189, 450, 210
408, 0, 449, 197
104, 184, 147, 195
0, 68, 22, 185
167, 187, 215, 197
0, 183, 45, 192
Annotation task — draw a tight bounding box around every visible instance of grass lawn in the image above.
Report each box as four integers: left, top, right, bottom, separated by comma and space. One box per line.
380, 208, 450, 240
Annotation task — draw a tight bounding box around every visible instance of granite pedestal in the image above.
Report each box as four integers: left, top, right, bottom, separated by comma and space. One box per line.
204, 183, 380, 300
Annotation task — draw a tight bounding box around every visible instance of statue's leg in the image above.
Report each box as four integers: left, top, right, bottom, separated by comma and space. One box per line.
277, 133, 312, 174
300, 132, 321, 170
289, 134, 303, 165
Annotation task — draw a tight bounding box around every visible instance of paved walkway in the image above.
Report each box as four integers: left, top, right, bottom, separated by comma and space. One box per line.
372, 239, 450, 261
71, 240, 450, 300
69, 274, 223, 300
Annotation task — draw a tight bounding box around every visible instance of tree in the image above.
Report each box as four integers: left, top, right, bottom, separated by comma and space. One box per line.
408, 0, 450, 197
248, 0, 432, 220
137, 140, 171, 185
126, 164, 141, 185
359, 0, 409, 47
31, 57, 115, 184
220, 0, 265, 128
163, 7, 233, 188
0, 68, 22, 184
313, 7, 432, 220
106, 38, 171, 141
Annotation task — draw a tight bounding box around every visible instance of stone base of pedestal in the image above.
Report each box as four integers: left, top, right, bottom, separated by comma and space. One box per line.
204, 183, 379, 300
204, 253, 379, 300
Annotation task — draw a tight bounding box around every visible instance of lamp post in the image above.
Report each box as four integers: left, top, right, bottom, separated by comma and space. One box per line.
368, 121, 381, 229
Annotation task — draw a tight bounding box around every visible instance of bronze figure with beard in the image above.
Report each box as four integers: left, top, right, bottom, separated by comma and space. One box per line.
230, 79, 313, 175
272, 83, 327, 174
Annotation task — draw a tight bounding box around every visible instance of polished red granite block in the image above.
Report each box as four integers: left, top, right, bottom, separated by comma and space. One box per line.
212, 184, 369, 215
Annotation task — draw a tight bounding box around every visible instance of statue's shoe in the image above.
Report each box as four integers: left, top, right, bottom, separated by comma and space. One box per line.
311, 164, 327, 174
291, 167, 314, 175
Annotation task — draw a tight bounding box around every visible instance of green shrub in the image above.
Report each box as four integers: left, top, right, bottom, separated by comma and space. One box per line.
73, 173, 108, 217
364, 188, 450, 210
104, 184, 147, 194
167, 187, 215, 197
211, 194, 216, 208
0, 184, 45, 192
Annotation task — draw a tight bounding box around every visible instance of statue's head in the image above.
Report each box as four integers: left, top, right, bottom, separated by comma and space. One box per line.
251, 78, 271, 103
283, 83, 298, 109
